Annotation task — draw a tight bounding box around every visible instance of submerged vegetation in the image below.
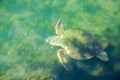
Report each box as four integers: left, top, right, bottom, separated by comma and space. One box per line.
0, 0, 120, 80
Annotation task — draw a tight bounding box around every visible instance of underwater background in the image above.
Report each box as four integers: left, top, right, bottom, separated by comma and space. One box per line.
0, 0, 120, 80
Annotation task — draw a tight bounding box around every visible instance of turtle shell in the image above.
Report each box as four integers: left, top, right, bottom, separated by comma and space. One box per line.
62, 29, 108, 60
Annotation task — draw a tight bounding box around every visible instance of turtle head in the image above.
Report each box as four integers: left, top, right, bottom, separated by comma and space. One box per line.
46, 36, 63, 46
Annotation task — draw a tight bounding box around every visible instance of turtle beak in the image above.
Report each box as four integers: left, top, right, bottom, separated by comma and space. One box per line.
45, 38, 50, 43
46, 37, 54, 44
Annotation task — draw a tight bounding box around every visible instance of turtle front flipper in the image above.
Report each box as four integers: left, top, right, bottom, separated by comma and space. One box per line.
55, 19, 64, 35
96, 51, 109, 61
57, 49, 72, 71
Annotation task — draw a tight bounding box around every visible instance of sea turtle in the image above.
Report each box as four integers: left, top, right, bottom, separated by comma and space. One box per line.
46, 19, 109, 71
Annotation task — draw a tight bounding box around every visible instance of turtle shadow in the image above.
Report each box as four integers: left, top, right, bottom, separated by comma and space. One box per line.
51, 43, 120, 80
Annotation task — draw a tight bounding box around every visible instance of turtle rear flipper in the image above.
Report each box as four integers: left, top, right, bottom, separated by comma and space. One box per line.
96, 51, 109, 61
57, 49, 72, 71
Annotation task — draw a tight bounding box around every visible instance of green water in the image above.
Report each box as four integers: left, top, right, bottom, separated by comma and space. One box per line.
0, 0, 120, 80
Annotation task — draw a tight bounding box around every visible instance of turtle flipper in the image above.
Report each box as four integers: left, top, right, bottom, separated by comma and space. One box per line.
96, 51, 109, 61
55, 19, 64, 35
57, 49, 72, 71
